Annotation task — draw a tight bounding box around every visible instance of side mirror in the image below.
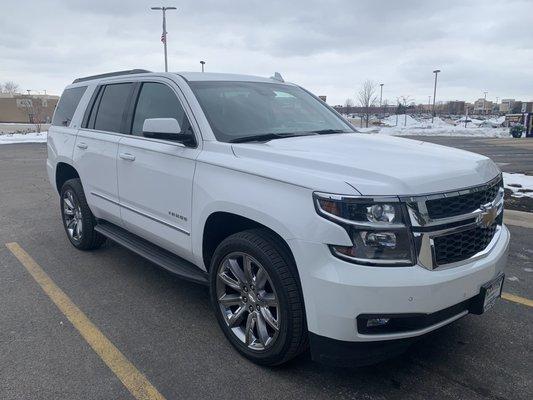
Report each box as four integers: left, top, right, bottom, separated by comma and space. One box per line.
142, 118, 194, 144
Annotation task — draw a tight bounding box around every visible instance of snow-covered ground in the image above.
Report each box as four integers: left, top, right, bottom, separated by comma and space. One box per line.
352, 114, 511, 138
503, 172, 533, 199
0, 131, 47, 144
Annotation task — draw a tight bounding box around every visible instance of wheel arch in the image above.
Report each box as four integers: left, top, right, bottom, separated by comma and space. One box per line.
201, 211, 297, 275
55, 162, 80, 193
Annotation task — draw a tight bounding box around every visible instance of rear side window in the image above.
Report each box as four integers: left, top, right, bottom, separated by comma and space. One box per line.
131, 82, 191, 136
52, 86, 87, 126
93, 83, 133, 133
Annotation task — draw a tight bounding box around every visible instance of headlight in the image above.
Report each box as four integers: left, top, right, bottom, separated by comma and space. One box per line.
314, 192, 415, 266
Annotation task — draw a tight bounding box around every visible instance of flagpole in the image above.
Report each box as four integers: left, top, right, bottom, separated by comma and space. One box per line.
151, 6, 177, 72
162, 8, 167, 72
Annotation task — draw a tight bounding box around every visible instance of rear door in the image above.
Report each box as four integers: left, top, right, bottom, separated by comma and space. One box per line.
117, 80, 201, 258
73, 82, 134, 226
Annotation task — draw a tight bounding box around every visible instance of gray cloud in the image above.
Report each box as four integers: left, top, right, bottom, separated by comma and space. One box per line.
0, 0, 531, 104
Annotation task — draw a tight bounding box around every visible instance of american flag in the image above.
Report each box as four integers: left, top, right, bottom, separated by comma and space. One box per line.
161, 31, 166, 43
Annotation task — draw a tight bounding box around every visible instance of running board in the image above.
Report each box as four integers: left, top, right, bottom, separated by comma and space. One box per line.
95, 221, 208, 286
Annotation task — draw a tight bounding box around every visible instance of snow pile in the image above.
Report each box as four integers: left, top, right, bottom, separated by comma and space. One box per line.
420, 117, 451, 128
503, 172, 533, 199
378, 125, 510, 138
0, 131, 48, 144
455, 117, 484, 126
381, 114, 422, 128
486, 116, 505, 125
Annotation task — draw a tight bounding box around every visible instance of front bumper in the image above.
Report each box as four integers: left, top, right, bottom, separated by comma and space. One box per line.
288, 224, 509, 361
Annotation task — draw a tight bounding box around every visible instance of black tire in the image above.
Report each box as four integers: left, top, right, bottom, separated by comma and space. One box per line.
60, 178, 106, 250
209, 229, 308, 366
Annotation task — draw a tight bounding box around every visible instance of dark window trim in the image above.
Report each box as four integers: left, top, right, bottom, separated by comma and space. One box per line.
124, 82, 142, 135
82, 86, 103, 129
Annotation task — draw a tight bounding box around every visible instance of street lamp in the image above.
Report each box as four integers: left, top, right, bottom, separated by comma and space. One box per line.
151, 6, 177, 72
431, 69, 441, 123
200, 61, 205, 72
379, 83, 384, 116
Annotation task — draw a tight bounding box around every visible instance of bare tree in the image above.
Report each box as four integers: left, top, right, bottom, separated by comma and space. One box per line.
2, 81, 20, 94
357, 80, 378, 127
20, 96, 47, 132
344, 98, 354, 115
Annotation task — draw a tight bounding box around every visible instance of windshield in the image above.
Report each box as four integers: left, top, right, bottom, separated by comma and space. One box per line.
188, 81, 354, 142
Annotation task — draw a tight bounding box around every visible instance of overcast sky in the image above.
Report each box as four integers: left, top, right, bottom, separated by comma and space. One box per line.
2, 0, 532, 105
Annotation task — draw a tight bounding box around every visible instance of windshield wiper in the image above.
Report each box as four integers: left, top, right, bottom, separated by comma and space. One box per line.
310, 129, 348, 135
229, 132, 315, 143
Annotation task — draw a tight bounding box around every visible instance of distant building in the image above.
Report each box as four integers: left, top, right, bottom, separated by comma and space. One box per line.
473, 98, 493, 114
0, 93, 59, 123
499, 99, 515, 113
445, 101, 465, 115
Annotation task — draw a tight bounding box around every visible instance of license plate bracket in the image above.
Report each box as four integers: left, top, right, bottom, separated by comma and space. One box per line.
470, 274, 504, 314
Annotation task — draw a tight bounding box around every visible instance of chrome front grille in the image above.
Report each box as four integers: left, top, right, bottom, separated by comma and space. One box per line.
426, 179, 501, 219
403, 175, 504, 270
433, 217, 501, 265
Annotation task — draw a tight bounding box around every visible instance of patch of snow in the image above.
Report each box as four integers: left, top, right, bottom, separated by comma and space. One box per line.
381, 114, 422, 127
0, 131, 47, 144
503, 172, 533, 198
377, 126, 510, 138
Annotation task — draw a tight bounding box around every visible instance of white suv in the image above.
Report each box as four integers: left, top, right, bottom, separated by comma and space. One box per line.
47, 69, 509, 366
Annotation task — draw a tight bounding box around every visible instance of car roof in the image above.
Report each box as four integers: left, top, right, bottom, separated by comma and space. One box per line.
175, 72, 281, 84
66, 71, 291, 91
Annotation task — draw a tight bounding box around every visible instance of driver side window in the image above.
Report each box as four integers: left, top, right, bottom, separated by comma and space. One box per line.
131, 82, 191, 137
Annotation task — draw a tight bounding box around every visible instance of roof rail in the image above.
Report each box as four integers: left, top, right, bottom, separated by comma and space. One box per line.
72, 69, 152, 84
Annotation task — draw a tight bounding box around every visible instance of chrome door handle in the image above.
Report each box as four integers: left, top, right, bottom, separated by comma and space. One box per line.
119, 153, 136, 161
76, 142, 88, 150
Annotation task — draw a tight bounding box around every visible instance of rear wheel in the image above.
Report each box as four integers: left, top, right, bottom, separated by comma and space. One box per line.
60, 179, 106, 250
209, 229, 307, 366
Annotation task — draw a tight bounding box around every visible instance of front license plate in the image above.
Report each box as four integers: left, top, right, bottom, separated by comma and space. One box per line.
482, 275, 504, 312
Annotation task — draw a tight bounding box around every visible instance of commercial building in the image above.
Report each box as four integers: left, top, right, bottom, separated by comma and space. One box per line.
0, 93, 59, 123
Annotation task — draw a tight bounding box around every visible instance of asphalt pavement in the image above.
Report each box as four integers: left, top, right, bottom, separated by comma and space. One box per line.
0, 142, 531, 400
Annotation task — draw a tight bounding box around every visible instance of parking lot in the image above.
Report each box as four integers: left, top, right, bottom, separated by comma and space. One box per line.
1, 141, 532, 400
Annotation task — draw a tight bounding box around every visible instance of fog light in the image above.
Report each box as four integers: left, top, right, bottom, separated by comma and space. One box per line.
366, 318, 390, 328
362, 231, 397, 248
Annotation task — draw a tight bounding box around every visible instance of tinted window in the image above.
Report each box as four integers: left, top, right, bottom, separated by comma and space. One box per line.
93, 83, 133, 133
189, 81, 352, 142
132, 82, 191, 136
52, 86, 87, 126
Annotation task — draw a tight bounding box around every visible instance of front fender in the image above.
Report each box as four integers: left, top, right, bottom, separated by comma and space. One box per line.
191, 161, 352, 268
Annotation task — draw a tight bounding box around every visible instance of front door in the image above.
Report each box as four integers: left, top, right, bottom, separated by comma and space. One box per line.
117, 81, 200, 257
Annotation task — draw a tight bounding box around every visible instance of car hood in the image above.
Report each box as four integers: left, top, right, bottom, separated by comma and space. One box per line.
231, 133, 500, 196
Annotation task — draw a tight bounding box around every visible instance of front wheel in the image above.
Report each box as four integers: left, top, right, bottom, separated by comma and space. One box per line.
209, 229, 307, 366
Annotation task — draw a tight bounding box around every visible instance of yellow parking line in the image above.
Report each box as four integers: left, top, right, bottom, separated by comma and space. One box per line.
5, 242, 166, 400
502, 292, 533, 307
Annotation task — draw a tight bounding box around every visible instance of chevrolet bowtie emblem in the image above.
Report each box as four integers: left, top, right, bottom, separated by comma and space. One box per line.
477, 203, 498, 228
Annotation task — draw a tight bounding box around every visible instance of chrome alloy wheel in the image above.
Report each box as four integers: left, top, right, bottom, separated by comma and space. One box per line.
216, 252, 280, 350
62, 190, 83, 242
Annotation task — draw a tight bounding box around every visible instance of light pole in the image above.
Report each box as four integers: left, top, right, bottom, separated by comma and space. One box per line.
379, 83, 384, 116
431, 69, 440, 123
151, 6, 177, 72
200, 61, 205, 72
483, 91, 488, 115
